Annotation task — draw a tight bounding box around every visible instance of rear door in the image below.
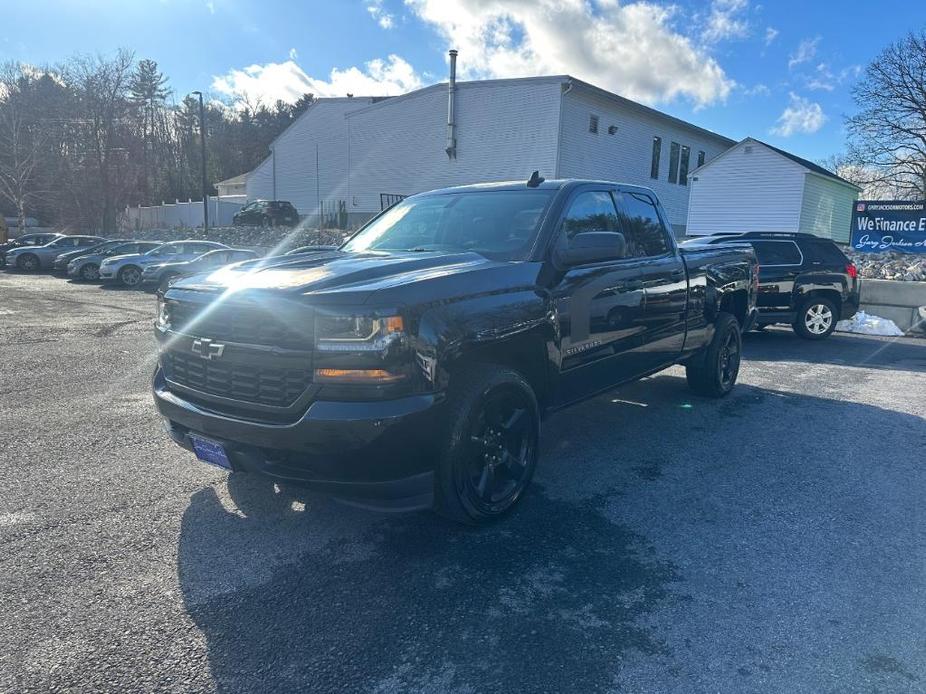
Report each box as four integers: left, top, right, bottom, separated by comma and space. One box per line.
550, 188, 649, 405
751, 240, 803, 310
613, 190, 688, 370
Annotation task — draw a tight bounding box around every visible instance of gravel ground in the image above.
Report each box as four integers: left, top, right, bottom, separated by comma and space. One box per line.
1, 272, 924, 693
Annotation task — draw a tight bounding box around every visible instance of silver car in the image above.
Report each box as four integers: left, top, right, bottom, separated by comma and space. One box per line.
6, 235, 107, 271
98, 240, 227, 287
67, 241, 163, 281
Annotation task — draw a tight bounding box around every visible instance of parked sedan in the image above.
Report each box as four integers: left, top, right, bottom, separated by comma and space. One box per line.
0, 232, 66, 268
6, 235, 108, 271
141, 248, 259, 289
53, 239, 130, 272
67, 241, 164, 281
98, 240, 228, 287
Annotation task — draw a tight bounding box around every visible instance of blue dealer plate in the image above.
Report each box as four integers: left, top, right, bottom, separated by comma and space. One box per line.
189, 435, 232, 470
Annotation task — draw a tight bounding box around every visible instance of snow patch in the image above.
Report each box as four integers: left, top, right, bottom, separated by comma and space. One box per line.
835, 311, 904, 336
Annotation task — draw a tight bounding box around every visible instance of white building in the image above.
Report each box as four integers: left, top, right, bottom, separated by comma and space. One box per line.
246, 65, 736, 235
686, 137, 861, 242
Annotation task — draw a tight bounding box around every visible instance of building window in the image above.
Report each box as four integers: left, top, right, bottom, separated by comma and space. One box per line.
697, 150, 706, 168
588, 114, 599, 134
668, 142, 680, 184
679, 146, 690, 186
650, 137, 661, 179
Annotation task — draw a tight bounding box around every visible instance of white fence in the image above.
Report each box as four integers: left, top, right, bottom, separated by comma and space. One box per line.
123, 195, 247, 231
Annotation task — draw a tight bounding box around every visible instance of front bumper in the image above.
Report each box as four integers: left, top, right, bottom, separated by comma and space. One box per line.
98, 266, 117, 280
153, 367, 441, 510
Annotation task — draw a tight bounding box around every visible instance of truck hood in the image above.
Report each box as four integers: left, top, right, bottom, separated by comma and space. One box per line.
172, 250, 509, 300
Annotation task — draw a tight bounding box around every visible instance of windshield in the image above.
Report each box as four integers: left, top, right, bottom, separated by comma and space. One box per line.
342, 190, 555, 261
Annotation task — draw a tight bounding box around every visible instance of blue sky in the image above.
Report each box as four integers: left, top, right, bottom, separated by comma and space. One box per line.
2, 0, 924, 162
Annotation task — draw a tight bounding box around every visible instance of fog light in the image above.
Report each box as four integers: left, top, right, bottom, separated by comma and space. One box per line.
314, 368, 405, 384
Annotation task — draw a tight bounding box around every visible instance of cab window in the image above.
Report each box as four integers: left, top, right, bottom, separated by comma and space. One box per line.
613, 191, 671, 258
561, 191, 620, 239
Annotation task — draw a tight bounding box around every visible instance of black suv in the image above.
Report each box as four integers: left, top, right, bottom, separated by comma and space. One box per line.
682, 232, 859, 339
232, 200, 299, 228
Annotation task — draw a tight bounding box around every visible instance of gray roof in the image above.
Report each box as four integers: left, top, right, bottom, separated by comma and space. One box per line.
749, 138, 858, 188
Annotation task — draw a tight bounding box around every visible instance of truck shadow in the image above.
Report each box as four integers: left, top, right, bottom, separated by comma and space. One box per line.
176, 376, 926, 692
743, 327, 926, 373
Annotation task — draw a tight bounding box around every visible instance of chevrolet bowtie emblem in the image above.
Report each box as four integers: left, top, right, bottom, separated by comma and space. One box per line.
191, 338, 226, 360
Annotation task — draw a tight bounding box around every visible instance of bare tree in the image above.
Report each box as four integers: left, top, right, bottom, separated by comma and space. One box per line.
63, 49, 139, 231
0, 63, 46, 232
846, 30, 926, 198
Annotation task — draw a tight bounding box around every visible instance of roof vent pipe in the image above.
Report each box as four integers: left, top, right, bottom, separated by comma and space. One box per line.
446, 49, 458, 159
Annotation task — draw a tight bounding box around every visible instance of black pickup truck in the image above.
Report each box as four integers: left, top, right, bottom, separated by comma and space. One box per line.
153, 178, 758, 524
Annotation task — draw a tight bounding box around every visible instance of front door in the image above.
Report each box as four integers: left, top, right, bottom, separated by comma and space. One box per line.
549, 189, 649, 405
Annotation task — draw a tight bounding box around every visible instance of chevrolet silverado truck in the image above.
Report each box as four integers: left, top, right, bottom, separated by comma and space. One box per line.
153, 178, 758, 524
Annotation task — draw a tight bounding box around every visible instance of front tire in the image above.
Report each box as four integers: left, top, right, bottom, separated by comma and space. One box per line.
17, 253, 39, 272
118, 265, 142, 288
686, 313, 742, 398
793, 297, 837, 340
80, 263, 99, 281
435, 364, 540, 525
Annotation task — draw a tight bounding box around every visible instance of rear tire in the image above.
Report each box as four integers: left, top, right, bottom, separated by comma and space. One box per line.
434, 364, 540, 525
17, 253, 39, 272
80, 263, 99, 281
793, 297, 837, 340
118, 265, 142, 288
686, 313, 741, 398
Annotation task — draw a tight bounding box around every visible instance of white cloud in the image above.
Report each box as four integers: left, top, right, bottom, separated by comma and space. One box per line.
805, 62, 861, 91
405, 0, 735, 108
806, 62, 835, 91
788, 36, 820, 69
743, 83, 770, 96
211, 55, 422, 107
289, 47, 298, 61
764, 26, 778, 45
771, 92, 826, 136
702, 0, 750, 43
367, 0, 395, 29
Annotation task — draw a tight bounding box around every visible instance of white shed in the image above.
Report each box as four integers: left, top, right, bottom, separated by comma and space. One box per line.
685, 138, 861, 242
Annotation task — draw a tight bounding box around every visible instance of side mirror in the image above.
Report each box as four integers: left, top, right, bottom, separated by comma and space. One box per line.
557, 231, 626, 266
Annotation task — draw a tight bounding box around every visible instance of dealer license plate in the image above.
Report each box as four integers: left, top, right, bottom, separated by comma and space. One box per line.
189, 435, 232, 470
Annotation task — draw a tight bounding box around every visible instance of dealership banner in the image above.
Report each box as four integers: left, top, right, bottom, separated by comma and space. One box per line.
850, 200, 926, 254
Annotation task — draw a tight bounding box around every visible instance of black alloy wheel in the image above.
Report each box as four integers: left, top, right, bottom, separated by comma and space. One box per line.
436, 365, 540, 524
686, 313, 741, 398
17, 253, 39, 272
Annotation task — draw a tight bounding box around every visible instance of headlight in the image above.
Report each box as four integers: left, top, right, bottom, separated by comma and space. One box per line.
315, 314, 404, 352
156, 296, 171, 330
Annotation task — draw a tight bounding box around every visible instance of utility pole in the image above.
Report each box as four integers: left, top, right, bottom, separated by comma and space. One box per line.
191, 91, 208, 230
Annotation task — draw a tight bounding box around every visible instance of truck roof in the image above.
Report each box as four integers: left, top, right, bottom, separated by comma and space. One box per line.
417, 178, 658, 198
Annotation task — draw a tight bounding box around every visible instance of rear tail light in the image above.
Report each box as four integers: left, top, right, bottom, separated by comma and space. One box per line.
846, 263, 858, 279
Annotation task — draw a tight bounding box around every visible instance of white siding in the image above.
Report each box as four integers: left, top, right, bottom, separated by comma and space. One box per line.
686, 141, 806, 235
799, 173, 858, 242
556, 87, 732, 233
346, 79, 563, 214
245, 155, 273, 202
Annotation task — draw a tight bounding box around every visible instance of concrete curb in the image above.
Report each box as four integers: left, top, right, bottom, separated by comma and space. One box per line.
860, 279, 926, 334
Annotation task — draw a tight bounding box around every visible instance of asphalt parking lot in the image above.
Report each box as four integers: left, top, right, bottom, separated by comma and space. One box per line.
1, 271, 924, 693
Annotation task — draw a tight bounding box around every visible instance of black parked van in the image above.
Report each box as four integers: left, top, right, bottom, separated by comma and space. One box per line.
682, 232, 860, 340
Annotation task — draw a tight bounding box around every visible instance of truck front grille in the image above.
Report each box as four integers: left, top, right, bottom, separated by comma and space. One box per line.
162, 351, 311, 408
168, 300, 312, 350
